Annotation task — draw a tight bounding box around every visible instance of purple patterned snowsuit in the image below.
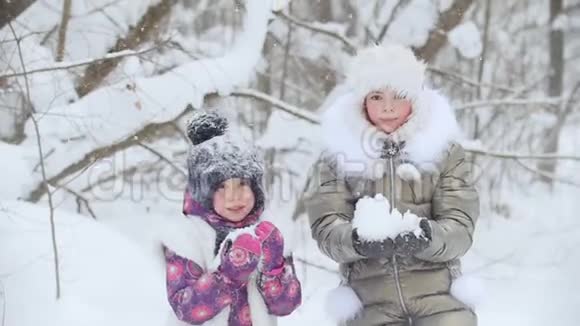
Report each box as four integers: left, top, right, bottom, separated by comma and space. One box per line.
163, 194, 301, 325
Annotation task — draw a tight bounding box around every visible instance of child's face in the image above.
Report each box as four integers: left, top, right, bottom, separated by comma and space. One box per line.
213, 178, 256, 222
364, 89, 412, 133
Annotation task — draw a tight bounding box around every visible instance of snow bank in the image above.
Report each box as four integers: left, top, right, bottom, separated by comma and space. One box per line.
0, 201, 167, 326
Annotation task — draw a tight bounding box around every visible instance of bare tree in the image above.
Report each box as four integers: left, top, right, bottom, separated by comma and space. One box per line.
8, 22, 60, 299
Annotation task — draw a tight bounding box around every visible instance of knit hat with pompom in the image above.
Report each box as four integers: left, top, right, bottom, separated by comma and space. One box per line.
185, 110, 265, 214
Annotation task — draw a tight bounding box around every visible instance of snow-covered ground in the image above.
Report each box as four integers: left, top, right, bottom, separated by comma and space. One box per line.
2, 182, 579, 326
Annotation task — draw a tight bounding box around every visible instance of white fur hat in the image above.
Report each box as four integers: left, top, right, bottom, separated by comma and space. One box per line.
345, 43, 427, 103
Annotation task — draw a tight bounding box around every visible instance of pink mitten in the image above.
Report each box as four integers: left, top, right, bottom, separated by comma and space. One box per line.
218, 233, 261, 283
255, 221, 285, 276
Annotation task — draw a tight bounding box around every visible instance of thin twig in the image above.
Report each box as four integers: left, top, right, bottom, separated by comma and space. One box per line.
456, 97, 561, 111
0, 43, 166, 79
80, 166, 139, 193
61, 186, 98, 218
8, 22, 61, 299
40, 25, 58, 46
273, 11, 356, 54
294, 257, 338, 275
514, 158, 580, 187
464, 146, 580, 161
169, 122, 190, 144
137, 142, 186, 177
230, 88, 320, 124
428, 66, 515, 93
377, 0, 409, 43
561, 82, 580, 121
79, 0, 122, 16
33, 148, 55, 172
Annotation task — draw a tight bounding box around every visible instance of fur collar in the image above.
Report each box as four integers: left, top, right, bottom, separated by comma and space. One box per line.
321, 87, 462, 179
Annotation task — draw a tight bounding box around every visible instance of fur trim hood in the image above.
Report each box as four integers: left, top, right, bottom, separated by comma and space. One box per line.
321, 87, 462, 179
320, 43, 463, 179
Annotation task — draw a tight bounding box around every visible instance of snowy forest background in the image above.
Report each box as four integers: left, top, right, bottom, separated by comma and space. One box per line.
1, 0, 580, 325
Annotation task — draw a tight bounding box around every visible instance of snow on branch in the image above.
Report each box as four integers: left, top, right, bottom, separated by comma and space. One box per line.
415, 0, 474, 62
231, 88, 320, 124
273, 10, 357, 53
0, 44, 165, 79
24, 0, 271, 202
26, 106, 193, 202
456, 97, 562, 111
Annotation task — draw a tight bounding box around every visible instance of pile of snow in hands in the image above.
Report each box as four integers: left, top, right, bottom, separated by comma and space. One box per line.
352, 194, 424, 241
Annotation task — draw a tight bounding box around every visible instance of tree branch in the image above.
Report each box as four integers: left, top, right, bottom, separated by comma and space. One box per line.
80, 166, 138, 193
137, 141, 186, 177
514, 158, 580, 188
294, 257, 338, 275
0, 43, 166, 79
273, 10, 357, 54
26, 105, 194, 202
61, 186, 97, 218
427, 66, 516, 93
230, 88, 320, 124
464, 146, 580, 161
415, 0, 475, 62
377, 0, 410, 43
456, 97, 561, 111
8, 22, 61, 299
76, 0, 177, 96
55, 0, 72, 62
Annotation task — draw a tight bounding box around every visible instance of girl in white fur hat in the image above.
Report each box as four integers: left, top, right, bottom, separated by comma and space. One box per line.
306, 43, 479, 326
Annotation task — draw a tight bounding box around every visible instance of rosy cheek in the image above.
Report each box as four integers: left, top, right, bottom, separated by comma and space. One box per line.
401, 102, 412, 116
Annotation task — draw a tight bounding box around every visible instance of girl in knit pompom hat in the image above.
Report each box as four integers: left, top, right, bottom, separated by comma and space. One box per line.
160, 110, 301, 326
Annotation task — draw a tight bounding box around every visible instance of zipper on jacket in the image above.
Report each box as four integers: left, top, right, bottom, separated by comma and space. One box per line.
382, 140, 413, 325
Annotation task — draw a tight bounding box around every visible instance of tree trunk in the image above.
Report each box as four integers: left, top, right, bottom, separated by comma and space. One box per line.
538, 0, 564, 186
0, 0, 36, 30
0, 91, 29, 144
